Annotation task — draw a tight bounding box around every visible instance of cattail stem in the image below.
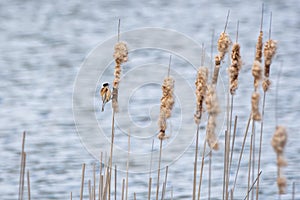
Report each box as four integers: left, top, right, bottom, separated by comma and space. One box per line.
193, 125, 200, 200
148, 177, 152, 200
80, 163, 86, 200
27, 170, 31, 200
121, 179, 125, 200
247, 121, 254, 200
208, 151, 212, 200
161, 166, 169, 200
244, 171, 262, 200
256, 91, 266, 199
233, 114, 251, 192
197, 139, 207, 200
126, 130, 131, 200
156, 139, 163, 200
18, 131, 26, 200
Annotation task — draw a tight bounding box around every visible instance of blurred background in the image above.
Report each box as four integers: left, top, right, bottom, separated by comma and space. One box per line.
0, 0, 299, 199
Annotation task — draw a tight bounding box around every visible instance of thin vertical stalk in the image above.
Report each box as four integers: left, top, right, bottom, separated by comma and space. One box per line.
292, 182, 295, 200
256, 92, 266, 199
197, 140, 207, 200
89, 180, 92, 200
99, 152, 103, 200
156, 140, 163, 200
161, 166, 169, 200
114, 165, 117, 200
94, 163, 96, 200
80, 163, 86, 200
247, 122, 254, 200
18, 131, 26, 200
208, 151, 212, 200
126, 131, 131, 200
70, 192, 72, 200
229, 116, 238, 174
193, 125, 200, 200
27, 170, 31, 200
121, 179, 125, 200
148, 177, 152, 200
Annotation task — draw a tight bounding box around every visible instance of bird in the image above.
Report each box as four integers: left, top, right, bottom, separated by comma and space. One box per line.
100, 82, 111, 112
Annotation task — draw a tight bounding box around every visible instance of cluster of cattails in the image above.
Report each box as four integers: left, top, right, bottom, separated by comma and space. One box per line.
262, 39, 277, 92
217, 32, 231, 61
194, 67, 208, 125
271, 126, 288, 194
112, 42, 128, 112
205, 85, 220, 150
158, 76, 175, 140
251, 31, 263, 120
229, 43, 242, 95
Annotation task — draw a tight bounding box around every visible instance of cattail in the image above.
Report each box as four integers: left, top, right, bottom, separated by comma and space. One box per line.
262, 39, 277, 92
158, 77, 175, 140
212, 55, 221, 85
112, 42, 128, 112
263, 40, 277, 78
252, 60, 262, 90
113, 42, 128, 65
271, 126, 288, 194
229, 43, 242, 95
194, 67, 208, 125
251, 92, 261, 121
255, 31, 263, 62
205, 85, 220, 150
217, 32, 231, 61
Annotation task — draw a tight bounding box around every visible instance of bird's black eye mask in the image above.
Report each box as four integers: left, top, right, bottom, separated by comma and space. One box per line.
103, 83, 109, 87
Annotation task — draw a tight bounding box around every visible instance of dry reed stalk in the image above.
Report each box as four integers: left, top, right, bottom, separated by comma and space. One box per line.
193, 66, 208, 200
89, 179, 92, 200
134, 193, 136, 200
148, 177, 152, 200
126, 131, 131, 200
292, 182, 295, 200
208, 151, 212, 200
197, 140, 207, 200
99, 152, 103, 200
156, 58, 175, 200
80, 163, 86, 200
247, 121, 255, 200
114, 165, 117, 200
18, 131, 26, 200
257, 13, 277, 199
271, 126, 288, 194
93, 163, 96, 200
27, 170, 31, 200
161, 166, 169, 200
243, 171, 262, 200
148, 139, 154, 200
71, 192, 72, 200
121, 179, 125, 200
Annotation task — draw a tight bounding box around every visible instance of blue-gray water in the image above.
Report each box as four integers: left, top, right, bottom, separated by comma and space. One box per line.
1, 0, 300, 199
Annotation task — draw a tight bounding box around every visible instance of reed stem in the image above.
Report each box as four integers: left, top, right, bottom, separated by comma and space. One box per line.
126, 131, 131, 200
193, 125, 200, 200
156, 139, 163, 200
197, 140, 207, 200
27, 170, 31, 200
80, 163, 86, 200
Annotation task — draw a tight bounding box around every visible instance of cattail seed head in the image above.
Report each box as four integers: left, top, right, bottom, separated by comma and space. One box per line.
229, 43, 242, 95
158, 76, 175, 140
277, 177, 287, 194
255, 31, 263, 62
217, 32, 231, 61
113, 42, 128, 65
263, 40, 277, 78
252, 60, 262, 90
212, 56, 221, 85
262, 78, 271, 92
194, 67, 208, 125
271, 126, 287, 155
205, 85, 220, 151
251, 92, 261, 121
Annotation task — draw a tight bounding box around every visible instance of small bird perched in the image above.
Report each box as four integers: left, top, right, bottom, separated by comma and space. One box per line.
100, 82, 111, 112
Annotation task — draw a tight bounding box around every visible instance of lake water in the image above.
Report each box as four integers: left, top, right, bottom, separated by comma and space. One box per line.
1, 0, 300, 199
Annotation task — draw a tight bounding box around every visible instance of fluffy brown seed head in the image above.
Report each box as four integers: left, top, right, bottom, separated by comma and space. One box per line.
229, 43, 242, 95
277, 177, 287, 194
217, 32, 231, 61
158, 76, 175, 140
262, 78, 271, 92
251, 92, 261, 121
255, 31, 263, 62
206, 116, 219, 150
263, 40, 277, 78
205, 86, 220, 116
113, 42, 128, 65
252, 60, 262, 90
212, 56, 221, 85
194, 67, 208, 125
271, 126, 287, 155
